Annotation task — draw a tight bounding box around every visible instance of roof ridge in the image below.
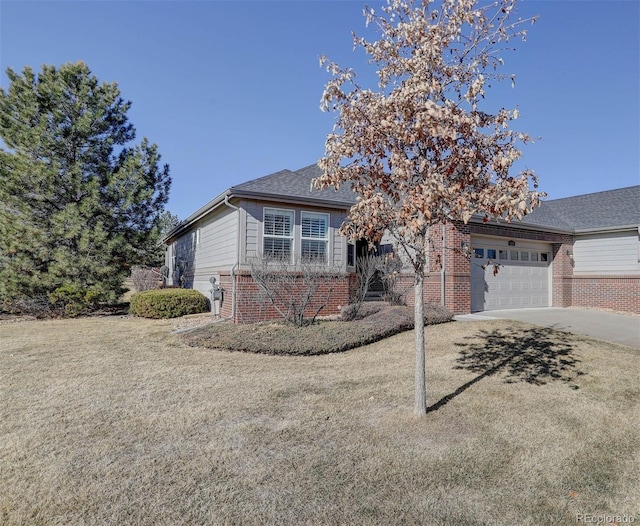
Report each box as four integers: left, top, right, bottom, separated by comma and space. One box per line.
545, 185, 640, 203
293, 163, 323, 173
523, 185, 639, 230
231, 168, 294, 191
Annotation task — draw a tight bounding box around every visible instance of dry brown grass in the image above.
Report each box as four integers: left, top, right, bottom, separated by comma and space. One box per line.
1, 316, 638, 525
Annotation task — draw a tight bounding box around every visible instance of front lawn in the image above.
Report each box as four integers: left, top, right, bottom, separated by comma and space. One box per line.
0, 316, 638, 525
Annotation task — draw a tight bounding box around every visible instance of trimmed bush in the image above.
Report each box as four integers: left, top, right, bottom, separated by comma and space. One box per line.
339, 301, 385, 321
340, 302, 453, 326
129, 288, 208, 319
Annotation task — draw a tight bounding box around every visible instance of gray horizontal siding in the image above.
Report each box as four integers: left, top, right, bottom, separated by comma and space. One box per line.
573, 230, 640, 274
244, 200, 261, 261
243, 199, 349, 270
195, 207, 238, 271
168, 206, 239, 296
331, 211, 347, 268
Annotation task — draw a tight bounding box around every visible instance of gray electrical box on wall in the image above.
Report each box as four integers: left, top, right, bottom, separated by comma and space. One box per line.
209, 276, 222, 314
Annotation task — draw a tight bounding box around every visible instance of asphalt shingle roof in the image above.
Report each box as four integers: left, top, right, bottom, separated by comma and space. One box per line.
231, 164, 357, 206
520, 185, 640, 231
164, 162, 636, 240
234, 164, 639, 232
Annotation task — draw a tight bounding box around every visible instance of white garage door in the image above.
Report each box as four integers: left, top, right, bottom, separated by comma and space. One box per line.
471, 238, 552, 312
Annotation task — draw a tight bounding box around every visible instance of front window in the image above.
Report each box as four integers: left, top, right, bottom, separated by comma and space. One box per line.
347, 242, 355, 267
301, 212, 329, 263
375, 243, 394, 256
263, 208, 294, 261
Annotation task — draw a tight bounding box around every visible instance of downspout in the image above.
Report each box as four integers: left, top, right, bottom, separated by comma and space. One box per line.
223, 195, 240, 322
441, 224, 446, 308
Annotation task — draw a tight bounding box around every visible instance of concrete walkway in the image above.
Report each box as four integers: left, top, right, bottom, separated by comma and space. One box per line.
455, 307, 640, 349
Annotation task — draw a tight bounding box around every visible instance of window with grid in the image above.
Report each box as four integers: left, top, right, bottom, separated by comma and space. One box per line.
301, 212, 329, 262
263, 208, 294, 261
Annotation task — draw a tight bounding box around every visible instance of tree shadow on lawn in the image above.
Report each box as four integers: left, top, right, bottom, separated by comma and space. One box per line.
427, 325, 585, 413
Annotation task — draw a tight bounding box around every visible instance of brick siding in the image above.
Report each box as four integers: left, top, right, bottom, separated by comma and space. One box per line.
551, 234, 575, 308
218, 271, 352, 324
560, 275, 640, 314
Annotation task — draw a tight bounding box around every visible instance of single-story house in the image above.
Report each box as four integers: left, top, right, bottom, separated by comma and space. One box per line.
164, 164, 640, 321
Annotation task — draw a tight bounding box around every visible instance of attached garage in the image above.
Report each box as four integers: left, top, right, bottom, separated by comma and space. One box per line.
470, 237, 552, 312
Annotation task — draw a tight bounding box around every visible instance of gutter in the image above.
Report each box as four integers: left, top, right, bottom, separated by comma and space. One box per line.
441, 224, 446, 308
222, 195, 240, 323
228, 189, 355, 211
468, 214, 640, 239
574, 224, 640, 235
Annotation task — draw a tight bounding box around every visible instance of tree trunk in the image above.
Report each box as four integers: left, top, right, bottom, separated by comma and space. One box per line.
414, 269, 427, 415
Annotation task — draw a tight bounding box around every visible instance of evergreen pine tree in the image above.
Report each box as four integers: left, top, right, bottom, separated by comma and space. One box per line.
0, 62, 171, 314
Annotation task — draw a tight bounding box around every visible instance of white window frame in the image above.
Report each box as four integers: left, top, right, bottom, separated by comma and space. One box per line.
168, 243, 176, 272
263, 207, 295, 262
301, 211, 330, 264
347, 240, 356, 268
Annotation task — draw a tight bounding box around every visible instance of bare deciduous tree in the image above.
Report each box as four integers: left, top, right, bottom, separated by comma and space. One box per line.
315, 0, 545, 415
131, 266, 161, 292
344, 251, 381, 320
249, 256, 344, 327
376, 253, 409, 305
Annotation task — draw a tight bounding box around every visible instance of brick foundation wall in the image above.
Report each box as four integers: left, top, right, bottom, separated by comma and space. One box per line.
392, 272, 470, 315
218, 271, 352, 324
218, 273, 234, 319
560, 275, 640, 314
396, 274, 441, 309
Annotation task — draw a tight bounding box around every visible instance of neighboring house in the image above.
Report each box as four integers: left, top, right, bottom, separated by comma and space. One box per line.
165, 164, 640, 321
468, 186, 640, 314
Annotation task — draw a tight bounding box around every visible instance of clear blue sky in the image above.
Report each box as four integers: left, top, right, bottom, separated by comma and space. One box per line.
1, 0, 638, 220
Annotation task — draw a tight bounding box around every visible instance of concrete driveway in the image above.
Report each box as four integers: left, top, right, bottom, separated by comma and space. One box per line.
455, 308, 640, 349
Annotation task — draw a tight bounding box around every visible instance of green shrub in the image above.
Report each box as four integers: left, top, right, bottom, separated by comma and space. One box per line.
129, 288, 208, 319
48, 284, 102, 317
